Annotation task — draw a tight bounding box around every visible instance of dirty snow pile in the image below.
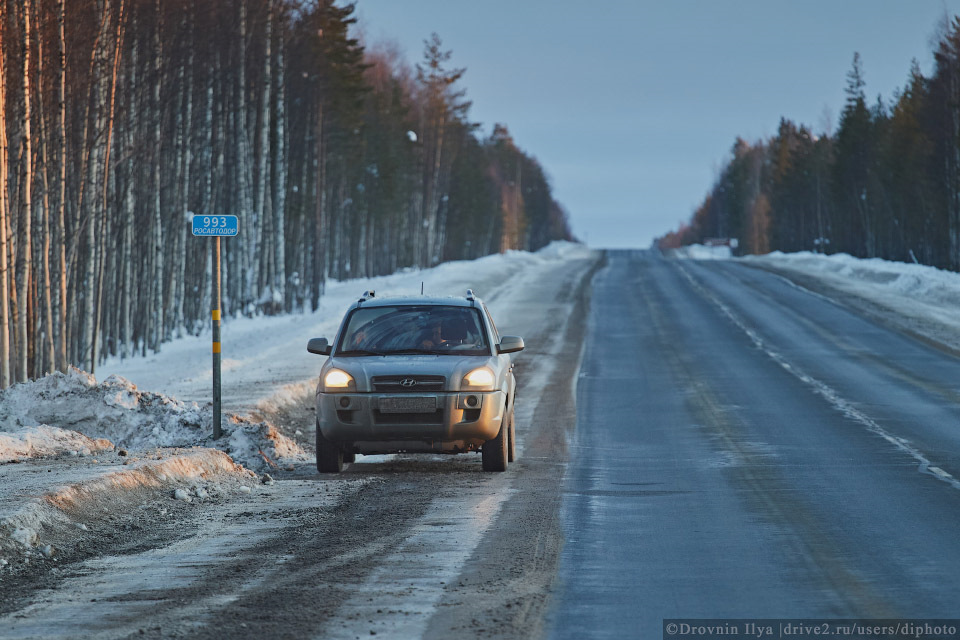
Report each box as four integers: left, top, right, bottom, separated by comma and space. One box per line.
0, 368, 307, 470
0, 448, 256, 560
0, 426, 113, 463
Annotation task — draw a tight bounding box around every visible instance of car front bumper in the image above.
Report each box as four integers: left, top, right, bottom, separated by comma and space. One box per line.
317, 390, 506, 454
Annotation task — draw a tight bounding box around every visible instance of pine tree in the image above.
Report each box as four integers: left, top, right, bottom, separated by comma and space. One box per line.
833, 52, 876, 257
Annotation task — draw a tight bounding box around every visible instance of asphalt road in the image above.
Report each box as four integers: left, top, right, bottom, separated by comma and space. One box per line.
8, 247, 960, 640
547, 250, 960, 638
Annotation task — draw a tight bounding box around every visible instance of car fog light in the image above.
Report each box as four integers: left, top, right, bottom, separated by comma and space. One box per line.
466, 395, 479, 408
339, 396, 351, 408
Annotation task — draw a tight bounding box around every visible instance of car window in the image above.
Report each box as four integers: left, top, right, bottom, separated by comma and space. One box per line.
337, 305, 491, 356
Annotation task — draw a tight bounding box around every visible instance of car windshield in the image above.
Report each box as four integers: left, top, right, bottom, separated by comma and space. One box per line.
337, 305, 490, 356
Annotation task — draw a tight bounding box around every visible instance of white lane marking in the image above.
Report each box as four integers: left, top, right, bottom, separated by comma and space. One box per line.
674, 261, 960, 493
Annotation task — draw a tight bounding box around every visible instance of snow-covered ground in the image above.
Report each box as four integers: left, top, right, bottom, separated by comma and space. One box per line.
0, 369, 305, 471
96, 241, 588, 414
0, 242, 591, 564
676, 244, 960, 352
671, 244, 733, 260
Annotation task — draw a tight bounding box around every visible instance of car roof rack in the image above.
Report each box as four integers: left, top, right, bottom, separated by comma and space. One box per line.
358, 290, 375, 305
466, 289, 476, 301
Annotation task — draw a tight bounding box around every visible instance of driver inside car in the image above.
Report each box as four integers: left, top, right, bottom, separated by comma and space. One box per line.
420, 317, 468, 349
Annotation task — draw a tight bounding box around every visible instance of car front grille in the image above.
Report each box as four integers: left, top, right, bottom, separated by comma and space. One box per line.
371, 375, 446, 393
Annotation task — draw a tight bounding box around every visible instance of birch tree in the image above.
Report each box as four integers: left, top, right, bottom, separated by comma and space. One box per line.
15, 0, 35, 382
0, 4, 10, 388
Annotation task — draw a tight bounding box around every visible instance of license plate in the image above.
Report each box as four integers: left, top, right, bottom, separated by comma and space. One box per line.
379, 396, 437, 414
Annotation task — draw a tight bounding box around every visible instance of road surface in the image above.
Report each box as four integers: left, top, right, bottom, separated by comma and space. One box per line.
5, 248, 960, 639
548, 250, 960, 638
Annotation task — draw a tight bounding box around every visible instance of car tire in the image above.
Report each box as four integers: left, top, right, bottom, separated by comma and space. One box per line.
482, 421, 509, 472
316, 422, 344, 473
507, 411, 516, 463
343, 450, 356, 464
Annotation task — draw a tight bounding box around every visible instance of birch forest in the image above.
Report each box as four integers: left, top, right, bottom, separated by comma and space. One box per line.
0, 0, 574, 388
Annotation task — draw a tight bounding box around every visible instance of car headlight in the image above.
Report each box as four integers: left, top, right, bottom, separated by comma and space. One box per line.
324, 369, 355, 392
462, 367, 495, 391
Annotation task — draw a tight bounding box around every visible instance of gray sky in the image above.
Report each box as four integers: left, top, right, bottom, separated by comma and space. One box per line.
355, 1, 960, 249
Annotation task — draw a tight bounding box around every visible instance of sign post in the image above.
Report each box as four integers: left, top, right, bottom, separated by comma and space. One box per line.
192, 215, 239, 439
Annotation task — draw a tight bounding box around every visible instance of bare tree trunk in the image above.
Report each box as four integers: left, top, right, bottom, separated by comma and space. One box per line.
173, 12, 192, 338
90, 0, 126, 371
16, 0, 35, 381
150, 0, 163, 350
237, 0, 254, 314
119, 21, 138, 358
0, 10, 10, 388
121, 160, 134, 357
55, 0, 68, 371
253, 1, 272, 306
35, 9, 56, 375
81, 1, 105, 369
199, 65, 214, 329
425, 111, 445, 265
273, 20, 286, 310
311, 102, 326, 311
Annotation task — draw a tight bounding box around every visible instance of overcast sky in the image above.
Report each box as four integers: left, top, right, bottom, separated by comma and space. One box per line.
355, 1, 960, 249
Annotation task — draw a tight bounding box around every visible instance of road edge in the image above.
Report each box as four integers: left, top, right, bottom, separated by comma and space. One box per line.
422, 250, 607, 640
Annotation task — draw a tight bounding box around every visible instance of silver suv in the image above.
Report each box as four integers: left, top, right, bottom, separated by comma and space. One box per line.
307, 290, 524, 473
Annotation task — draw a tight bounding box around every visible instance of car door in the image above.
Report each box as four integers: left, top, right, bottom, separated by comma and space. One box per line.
483, 303, 516, 406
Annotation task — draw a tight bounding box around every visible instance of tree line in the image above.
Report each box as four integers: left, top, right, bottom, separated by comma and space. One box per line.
0, 0, 574, 388
659, 16, 960, 272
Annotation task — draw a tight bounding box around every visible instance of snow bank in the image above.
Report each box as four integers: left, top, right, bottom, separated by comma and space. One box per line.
743, 251, 960, 351
253, 379, 315, 417
0, 448, 252, 558
0, 426, 113, 463
746, 251, 959, 300
672, 244, 733, 260
0, 368, 307, 470
744, 251, 960, 306
533, 240, 588, 259
0, 368, 207, 449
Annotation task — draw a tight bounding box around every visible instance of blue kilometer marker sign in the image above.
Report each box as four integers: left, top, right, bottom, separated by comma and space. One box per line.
192, 215, 239, 237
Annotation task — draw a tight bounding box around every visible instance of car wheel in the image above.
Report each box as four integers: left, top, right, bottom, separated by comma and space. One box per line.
482, 421, 509, 472
507, 411, 516, 463
316, 422, 343, 473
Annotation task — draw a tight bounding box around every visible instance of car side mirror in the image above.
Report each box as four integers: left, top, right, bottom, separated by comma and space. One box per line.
307, 337, 332, 356
497, 336, 524, 354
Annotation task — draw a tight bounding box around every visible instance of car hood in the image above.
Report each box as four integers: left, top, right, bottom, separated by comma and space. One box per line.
323, 354, 500, 392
